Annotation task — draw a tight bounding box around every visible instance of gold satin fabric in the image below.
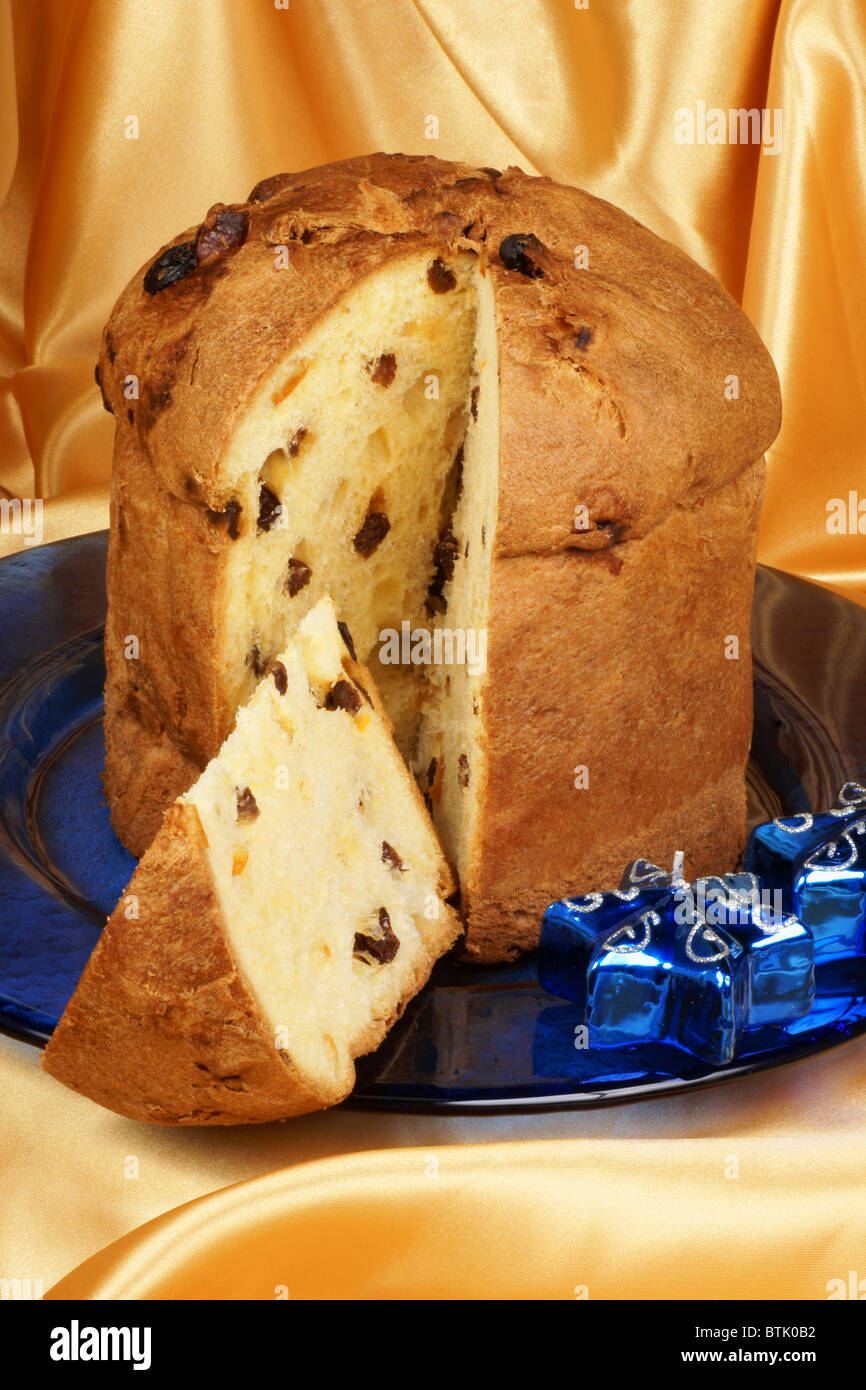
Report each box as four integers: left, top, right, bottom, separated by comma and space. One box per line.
1, 0, 865, 1300
0, 1027, 853, 1301
1, 0, 865, 596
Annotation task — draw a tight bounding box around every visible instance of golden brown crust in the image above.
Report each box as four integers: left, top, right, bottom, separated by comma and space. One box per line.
43, 805, 336, 1124
100, 153, 780, 532
462, 460, 765, 960
103, 405, 239, 855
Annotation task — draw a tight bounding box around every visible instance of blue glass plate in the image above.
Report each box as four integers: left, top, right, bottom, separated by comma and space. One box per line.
1, 533, 865, 1111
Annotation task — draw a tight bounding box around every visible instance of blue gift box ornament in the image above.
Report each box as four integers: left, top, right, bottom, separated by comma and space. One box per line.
539, 853, 815, 1066
744, 781, 866, 965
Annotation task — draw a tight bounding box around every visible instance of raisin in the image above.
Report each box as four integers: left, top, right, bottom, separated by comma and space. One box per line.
458, 753, 470, 788
236, 786, 259, 821
423, 791, 433, 813
435, 531, 459, 583
452, 444, 464, 501
269, 660, 288, 695
382, 841, 404, 872
248, 643, 268, 676
575, 326, 593, 350
224, 499, 242, 538
353, 512, 390, 557
285, 557, 312, 596
337, 620, 357, 661
427, 258, 457, 293
428, 529, 459, 603
426, 757, 438, 788
207, 499, 243, 539
127, 408, 134, 425
480, 166, 502, 179
196, 209, 249, 262
470, 385, 480, 419
288, 427, 308, 456
354, 906, 400, 965
105, 332, 117, 363
498, 233, 546, 279
143, 241, 198, 294
367, 352, 397, 386
325, 679, 362, 714
595, 519, 624, 544
258, 483, 282, 532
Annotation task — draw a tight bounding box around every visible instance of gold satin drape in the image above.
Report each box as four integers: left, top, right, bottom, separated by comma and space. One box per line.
1, 0, 865, 1300
1, 0, 864, 598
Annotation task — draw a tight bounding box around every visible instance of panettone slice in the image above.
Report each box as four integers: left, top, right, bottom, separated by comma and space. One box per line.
43, 598, 460, 1125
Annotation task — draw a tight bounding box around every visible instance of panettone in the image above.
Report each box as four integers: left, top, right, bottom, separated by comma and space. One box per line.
96, 152, 782, 962
44, 599, 461, 1124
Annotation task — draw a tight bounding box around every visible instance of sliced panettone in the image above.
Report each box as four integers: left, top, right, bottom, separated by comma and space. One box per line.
99, 152, 783, 960
43, 598, 461, 1125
